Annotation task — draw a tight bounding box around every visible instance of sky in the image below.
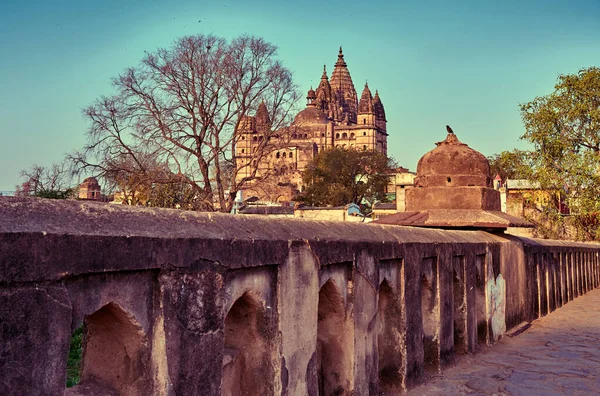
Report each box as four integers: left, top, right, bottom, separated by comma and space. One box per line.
1, 0, 600, 191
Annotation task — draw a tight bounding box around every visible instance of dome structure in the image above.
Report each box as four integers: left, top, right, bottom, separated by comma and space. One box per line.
374, 127, 532, 230
404, 128, 501, 212
415, 132, 492, 189
292, 106, 328, 126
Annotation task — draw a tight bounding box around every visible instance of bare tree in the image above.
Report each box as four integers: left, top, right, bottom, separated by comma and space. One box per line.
72, 34, 299, 212
15, 162, 75, 199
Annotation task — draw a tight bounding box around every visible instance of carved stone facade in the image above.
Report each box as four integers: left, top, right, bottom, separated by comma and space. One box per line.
235, 48, 388, 202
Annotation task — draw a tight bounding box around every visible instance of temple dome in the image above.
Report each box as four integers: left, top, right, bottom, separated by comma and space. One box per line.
292, 106, 328, 126
415, 132, 492, 188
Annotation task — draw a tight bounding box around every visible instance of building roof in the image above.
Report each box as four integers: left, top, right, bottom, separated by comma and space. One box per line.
292, 106, 328, 126
238, 205, 294, 215
373, 202, 396, 210
373, 90, 386, 121
506, 179, 541, 189
255, 101, 271, 128
373, 209, 533, 230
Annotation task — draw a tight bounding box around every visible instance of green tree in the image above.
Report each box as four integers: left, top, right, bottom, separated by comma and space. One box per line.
519, 67, 600, 240
296, 147, 392, 208
488, 149, 535, 181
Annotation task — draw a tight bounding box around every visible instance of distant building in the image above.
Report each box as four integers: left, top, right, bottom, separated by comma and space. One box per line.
391, 171, 416, 212
499, 179, 568, 218
235, 48, 389, 202
294, 203, 365, 222
372, 202, 396, 220
237, 205, 295, 218
236, 202, 367, 222
78, 177, 102, 201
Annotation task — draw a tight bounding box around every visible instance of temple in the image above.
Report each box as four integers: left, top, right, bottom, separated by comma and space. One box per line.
235, 48, 388, 202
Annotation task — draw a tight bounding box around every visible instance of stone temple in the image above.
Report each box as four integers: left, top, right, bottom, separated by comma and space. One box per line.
235, 48, 388, 202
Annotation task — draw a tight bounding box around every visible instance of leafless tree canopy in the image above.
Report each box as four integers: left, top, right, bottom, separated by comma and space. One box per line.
15, 163, 75, 198
73, 34, 299, 212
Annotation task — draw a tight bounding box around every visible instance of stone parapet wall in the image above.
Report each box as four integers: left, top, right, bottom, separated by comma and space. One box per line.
1, 197, 599, 395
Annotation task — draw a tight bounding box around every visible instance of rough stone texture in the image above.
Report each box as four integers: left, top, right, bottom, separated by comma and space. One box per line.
375, 209, 531, 230
406, 187, 501, 211
277, 243, 319, 396
0, 197, 598, 395
406, 288, 600, 395
0, 286, 71, 396
415, 132, 491, 189
159, 269, 224, 396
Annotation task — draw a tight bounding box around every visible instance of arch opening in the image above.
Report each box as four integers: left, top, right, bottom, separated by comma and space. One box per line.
222, 292, 273, 396
66, 302, 151, 395
317, 279, 351, 395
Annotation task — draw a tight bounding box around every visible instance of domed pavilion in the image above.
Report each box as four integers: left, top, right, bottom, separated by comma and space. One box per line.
375, 129, 531, 231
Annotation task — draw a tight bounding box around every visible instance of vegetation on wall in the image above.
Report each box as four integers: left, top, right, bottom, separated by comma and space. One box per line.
66, 325, 83, 388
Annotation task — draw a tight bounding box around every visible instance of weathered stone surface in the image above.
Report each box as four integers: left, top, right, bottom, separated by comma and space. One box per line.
406, 288, 600, 395
0, 197, 598, 395
159, 269, 224, 396
277, 243, 319, 396
407, 186, 501, 211
0, 286, 71, 396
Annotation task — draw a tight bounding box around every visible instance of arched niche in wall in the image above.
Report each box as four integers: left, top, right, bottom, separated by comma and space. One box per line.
66, 302, 152, 396
317, 279, 352, 395
221, 292, 273, 396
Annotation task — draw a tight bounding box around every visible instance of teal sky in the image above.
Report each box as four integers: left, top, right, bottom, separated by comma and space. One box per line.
1, 0, 599, 191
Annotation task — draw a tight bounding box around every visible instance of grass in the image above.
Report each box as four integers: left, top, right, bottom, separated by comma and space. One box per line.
66, 325, 83, 388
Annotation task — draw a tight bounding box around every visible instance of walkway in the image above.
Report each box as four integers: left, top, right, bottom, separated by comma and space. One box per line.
407, 288, 600, 395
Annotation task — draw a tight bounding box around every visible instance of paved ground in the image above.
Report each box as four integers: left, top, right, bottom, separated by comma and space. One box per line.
406, 288, 600, 396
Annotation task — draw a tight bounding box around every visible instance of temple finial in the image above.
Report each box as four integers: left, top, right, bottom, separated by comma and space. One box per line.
321, 65, 328, 79
335, 46, 346, 66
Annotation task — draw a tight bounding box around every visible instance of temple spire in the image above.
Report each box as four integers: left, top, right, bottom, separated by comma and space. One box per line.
358, 82, 374, 113
335, 46, 347, 67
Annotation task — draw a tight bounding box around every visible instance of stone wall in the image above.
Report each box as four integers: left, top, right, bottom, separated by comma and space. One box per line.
1, 197, 599, 395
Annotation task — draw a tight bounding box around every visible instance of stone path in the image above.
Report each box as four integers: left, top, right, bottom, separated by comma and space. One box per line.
406, 288, 600, 395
